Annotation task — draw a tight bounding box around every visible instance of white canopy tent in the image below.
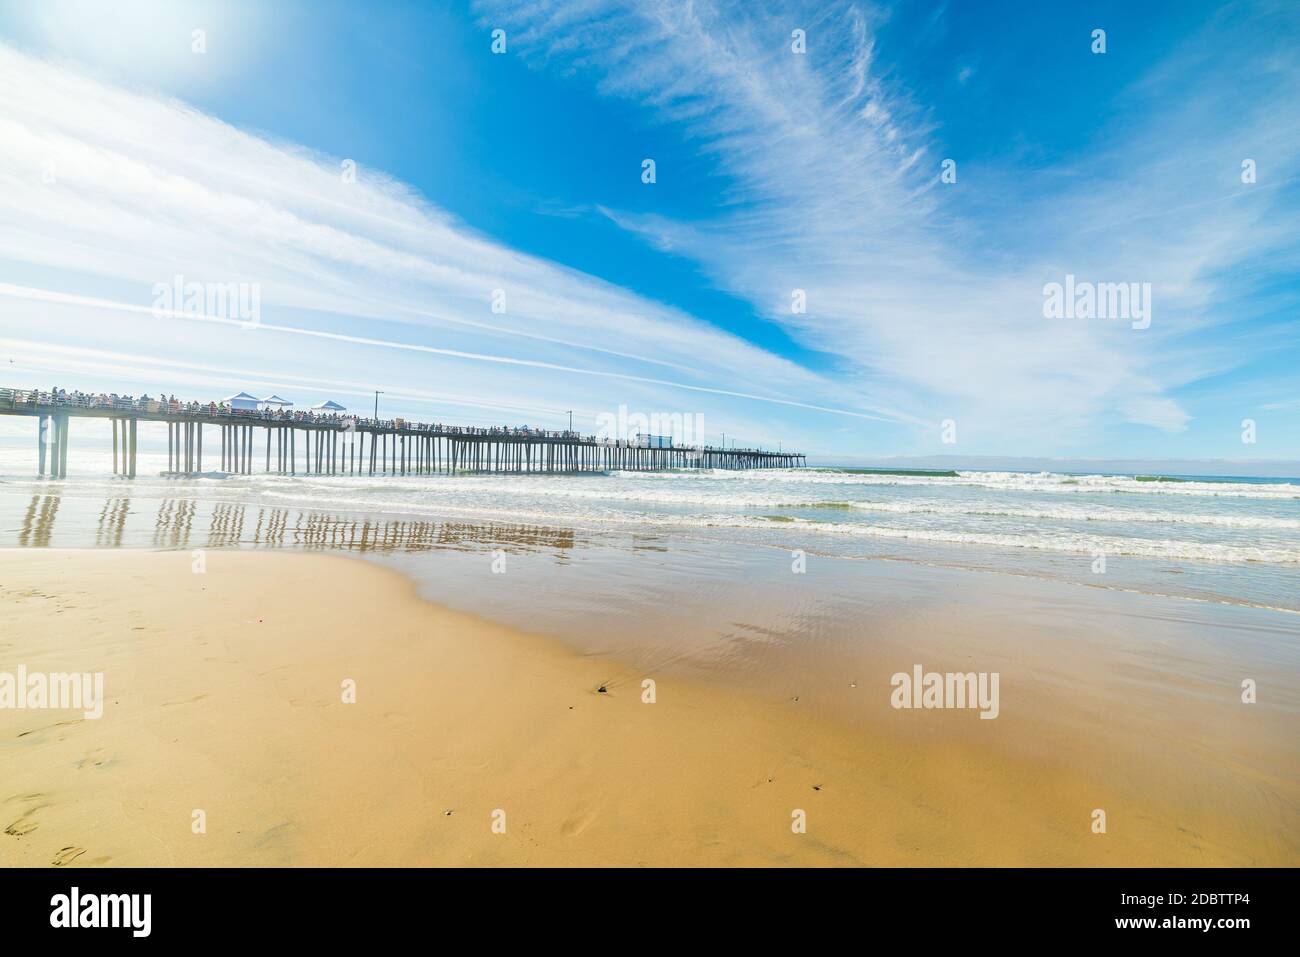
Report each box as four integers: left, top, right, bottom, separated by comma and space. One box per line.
222, 391, 259, 412
260, 394, 293, 410
312, 400, 347, 412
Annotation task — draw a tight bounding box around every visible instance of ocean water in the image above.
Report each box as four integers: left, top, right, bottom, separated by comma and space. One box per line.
1, 452, 1297, 614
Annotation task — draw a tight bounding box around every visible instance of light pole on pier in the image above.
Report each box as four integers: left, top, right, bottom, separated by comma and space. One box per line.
567, 410, 573, 433
374, 390, 383, 420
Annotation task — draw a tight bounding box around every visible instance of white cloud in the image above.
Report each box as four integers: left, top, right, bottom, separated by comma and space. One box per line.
477, 0, 1300, 450
0, 40, 897, 453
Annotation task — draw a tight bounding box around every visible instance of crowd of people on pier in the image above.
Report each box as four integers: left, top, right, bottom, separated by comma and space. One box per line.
3, 387, 593, 442
2, 387, 788, 455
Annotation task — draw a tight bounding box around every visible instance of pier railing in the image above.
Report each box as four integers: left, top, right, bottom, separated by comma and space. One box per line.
0, 388, 585, 438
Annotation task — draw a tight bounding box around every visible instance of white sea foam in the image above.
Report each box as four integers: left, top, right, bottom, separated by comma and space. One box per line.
738, 515, 1300, 565
834, 499, 1300, 530
664, 468, 1300, 499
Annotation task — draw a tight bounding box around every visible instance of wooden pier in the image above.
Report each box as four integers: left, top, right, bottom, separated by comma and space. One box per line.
1, 388, 805, 479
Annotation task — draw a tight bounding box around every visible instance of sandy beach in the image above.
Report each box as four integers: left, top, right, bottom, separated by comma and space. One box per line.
2, 547, 1295, 867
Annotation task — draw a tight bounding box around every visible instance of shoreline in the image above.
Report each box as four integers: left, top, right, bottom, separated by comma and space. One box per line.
3, 472, 1298, 618
1, 547, 1296, 866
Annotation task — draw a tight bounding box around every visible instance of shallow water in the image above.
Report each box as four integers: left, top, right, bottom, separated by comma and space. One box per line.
2, 457, 1297, 613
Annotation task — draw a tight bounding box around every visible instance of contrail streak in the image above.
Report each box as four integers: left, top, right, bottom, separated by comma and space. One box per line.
0, 283, 910, 424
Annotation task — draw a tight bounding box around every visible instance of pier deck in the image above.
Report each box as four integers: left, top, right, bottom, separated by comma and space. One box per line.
0, 388, 805, 478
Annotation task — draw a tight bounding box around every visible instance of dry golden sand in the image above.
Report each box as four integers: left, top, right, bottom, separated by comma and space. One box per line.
0, 549, 1293, 866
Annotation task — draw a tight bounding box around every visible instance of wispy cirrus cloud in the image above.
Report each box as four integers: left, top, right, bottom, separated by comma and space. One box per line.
0, 39, 905, 452
477, 0, 1300, 449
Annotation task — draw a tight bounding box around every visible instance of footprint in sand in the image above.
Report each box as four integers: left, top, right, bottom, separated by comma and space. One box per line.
252, 822, 293, 854
16, 718, 82, 739
4, 796, 50, 837
560, 806, 598, 837
4, 792, 46, 804
4, 817, 38, 836
75, 748, 111, 769
160, 693, 209, 707
52, 846, 85, 866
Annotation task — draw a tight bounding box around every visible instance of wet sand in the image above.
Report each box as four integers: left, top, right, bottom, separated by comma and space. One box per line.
1, 548, 1296, 866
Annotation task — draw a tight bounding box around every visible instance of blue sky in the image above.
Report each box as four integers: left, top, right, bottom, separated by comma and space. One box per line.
0, 0, 1296, 463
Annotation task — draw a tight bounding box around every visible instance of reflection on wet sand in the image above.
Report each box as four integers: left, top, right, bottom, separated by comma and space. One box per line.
17, 493, 60, 547
153, 499, 197, 548
8, 492, 580, 555
210, 501, 248, 547
96, 497, 130, 547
